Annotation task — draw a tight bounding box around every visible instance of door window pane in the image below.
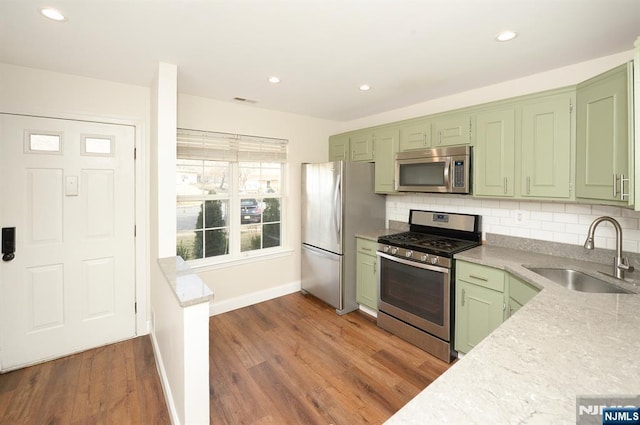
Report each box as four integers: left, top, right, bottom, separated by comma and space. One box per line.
83, 136, 113, 155
28, 133, 61, 152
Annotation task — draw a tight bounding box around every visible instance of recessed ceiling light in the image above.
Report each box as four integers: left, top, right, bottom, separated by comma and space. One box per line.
40, 8, 66, 21
495, 31, 517, 42
359, 84, 371, 91
268, 76, 281, 84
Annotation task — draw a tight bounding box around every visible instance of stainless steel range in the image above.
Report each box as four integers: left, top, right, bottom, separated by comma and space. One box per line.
377, 209, 481, 362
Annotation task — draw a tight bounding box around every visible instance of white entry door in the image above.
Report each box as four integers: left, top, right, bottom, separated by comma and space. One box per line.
0, 114, 136, 371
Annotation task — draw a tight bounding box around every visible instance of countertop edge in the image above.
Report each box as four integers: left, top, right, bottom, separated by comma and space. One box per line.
385, 244, 640, 425
157, 256, 215, 307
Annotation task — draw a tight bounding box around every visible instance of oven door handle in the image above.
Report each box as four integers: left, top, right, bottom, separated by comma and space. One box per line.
377, 251, 450, 273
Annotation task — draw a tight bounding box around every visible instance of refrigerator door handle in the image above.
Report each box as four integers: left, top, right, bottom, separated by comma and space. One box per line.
333, 173, 341, 245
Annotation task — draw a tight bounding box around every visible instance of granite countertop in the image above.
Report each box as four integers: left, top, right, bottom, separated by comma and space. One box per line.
355, 228, 401, 241
356, 220, 410, 241
157, 256, 214, 307
386, 243, 640, 425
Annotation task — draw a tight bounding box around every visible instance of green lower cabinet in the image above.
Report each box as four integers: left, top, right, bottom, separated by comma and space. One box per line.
356, 238, 378, 310
455, 279, 505, 354
455, 261, 540, 355
508, 274, 540, 317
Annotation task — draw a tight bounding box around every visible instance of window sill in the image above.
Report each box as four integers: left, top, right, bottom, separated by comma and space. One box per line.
186, 247, 294, 272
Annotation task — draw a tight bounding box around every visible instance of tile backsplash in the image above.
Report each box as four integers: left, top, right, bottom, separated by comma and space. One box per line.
386, 194, 640, 254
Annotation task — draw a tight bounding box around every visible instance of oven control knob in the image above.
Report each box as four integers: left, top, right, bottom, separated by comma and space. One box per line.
430, 257, 439, 265
391, 247, 398, 255
383, 245, 390, 253
421, 254, 428, 262
405, 250, 413, 258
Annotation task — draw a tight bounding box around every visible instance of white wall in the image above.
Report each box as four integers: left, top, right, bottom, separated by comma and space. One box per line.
177, 95, 337, 311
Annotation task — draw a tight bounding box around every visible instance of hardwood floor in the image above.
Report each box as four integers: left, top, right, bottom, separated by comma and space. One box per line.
0, 336, 169, 425
0, 292, 452, 425
209, 292, 453, 424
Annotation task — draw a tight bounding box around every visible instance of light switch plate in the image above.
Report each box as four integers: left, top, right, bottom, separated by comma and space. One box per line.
65, 175, 79, 196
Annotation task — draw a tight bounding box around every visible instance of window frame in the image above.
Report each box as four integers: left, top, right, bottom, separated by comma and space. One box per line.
176, 128, 289, 268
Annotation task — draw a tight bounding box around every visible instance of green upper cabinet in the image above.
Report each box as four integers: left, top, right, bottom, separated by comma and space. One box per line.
433, 112, 473, 146
328, 134, 349, 161
350, 131, 375, 162
474, 89, 575, 200
520, 93, 573, 198
576, 63, 633, 206
399, 119, 431, 151
474, 108, 516, 197
374, 127, 399, 193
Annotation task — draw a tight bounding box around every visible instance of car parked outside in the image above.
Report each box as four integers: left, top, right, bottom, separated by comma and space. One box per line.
241, 198, 262, 224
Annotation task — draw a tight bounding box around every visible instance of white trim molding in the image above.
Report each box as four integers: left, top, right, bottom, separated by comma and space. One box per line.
209, 280, 301, 316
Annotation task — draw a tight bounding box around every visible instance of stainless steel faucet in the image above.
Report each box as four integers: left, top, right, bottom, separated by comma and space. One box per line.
583, 216, 634, 279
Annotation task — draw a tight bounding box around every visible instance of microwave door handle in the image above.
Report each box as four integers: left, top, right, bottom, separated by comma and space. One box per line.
444, 157, 452, 189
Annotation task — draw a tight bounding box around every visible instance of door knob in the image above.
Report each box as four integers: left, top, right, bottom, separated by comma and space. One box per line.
2, 227, 15, 261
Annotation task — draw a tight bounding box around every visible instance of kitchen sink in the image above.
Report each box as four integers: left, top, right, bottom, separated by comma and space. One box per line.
524, 267, 633, 294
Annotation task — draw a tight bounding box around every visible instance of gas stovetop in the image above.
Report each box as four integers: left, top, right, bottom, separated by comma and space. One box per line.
377, 210, 482, 267
378, 231, 481, 256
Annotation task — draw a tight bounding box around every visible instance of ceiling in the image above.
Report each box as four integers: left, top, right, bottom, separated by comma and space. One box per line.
1, 1, 639, 121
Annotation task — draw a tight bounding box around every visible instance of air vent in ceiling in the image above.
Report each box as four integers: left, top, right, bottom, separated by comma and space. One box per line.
234, 97, 258, 104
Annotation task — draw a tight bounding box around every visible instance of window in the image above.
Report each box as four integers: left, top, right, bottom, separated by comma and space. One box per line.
176, 128, 287, 264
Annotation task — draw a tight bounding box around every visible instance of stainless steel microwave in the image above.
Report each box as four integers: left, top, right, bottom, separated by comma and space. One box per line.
395, 145, 471, 193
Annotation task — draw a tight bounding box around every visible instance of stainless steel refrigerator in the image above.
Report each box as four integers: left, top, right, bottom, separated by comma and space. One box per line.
301, 160, 385, 315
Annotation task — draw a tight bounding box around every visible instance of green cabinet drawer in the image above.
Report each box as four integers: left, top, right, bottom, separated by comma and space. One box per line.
456, 260, 505, 292
357, 238, 378, 256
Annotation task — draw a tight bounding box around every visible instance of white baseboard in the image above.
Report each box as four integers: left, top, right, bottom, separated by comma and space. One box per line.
150, 325, 180, 425
358, 304, 378, 318
209, 281, 301, 316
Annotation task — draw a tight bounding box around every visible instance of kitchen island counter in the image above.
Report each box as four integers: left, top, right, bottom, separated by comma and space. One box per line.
386, 243, 640, 425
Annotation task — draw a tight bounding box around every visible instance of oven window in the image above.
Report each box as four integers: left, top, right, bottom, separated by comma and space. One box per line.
398, 162, 445, 186
379, 256, 446, 326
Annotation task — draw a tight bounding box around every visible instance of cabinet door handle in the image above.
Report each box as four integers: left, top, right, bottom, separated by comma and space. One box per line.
503, 302, 507, 311
526, 176, 531, 194
469, 274, 488, 282
503, 177, 508, 195
461, 288, 466, 306
613, 174, 618, 197
620, 174, 629, 201
361, 247, 372, 252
